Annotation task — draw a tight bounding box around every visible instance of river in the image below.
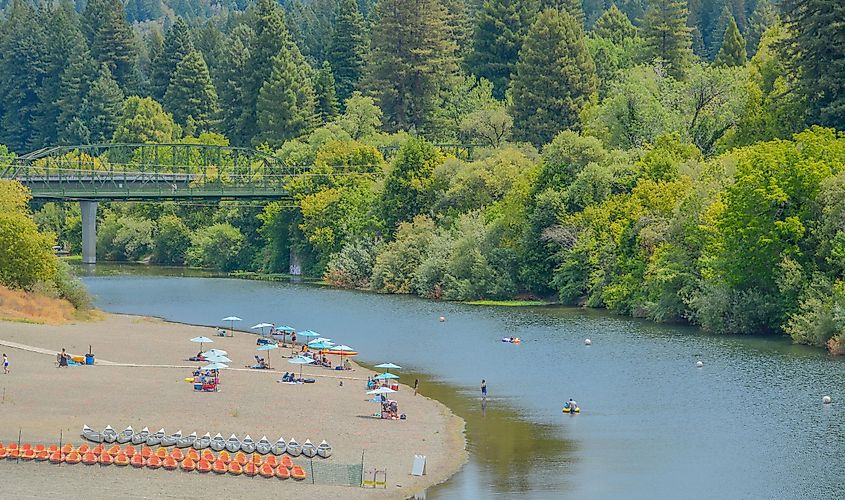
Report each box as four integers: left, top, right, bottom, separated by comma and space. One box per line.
79, 265, 845, 499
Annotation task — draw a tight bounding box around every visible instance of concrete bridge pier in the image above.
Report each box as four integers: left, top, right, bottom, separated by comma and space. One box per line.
80, 200, 98, 264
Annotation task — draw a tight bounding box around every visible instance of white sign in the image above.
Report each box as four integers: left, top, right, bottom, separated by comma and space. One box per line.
411, 454, 426, 476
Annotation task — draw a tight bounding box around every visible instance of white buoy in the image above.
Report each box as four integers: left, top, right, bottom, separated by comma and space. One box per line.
584, 339, 592, 345
695, 360, 704, 368
439, 316, 445, 322
823, 395, 832, 404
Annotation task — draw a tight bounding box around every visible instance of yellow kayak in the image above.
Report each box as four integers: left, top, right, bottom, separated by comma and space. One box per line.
561, 405, 581, 414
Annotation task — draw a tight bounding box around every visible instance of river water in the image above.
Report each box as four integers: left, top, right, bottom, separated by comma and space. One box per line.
80, 265, 845, 499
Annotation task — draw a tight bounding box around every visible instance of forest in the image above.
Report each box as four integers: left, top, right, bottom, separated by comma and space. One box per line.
1, 0, 844, 350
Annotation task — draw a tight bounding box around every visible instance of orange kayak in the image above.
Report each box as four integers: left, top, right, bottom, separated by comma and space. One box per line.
233, 451, 246, 465
243, 462, 258, 477
107, 445, 121, 456
61, 444, 74, 454
180, 457, 196, 472
201, 449, 215, 462
34, 444, 45, 453
35, 450, 50, 461
123, 445, 137, 457
140, 446, 153, 459
115, 453, 129, 466
146, 455, 162, 469
197, 458, 211, 473
155, 447, 168, 459
251, 453, 262, 465
264, 455, 278, 467
65, 451, 81, 464
130, 455, 145, 468
162, 457, 178, 470
259, 463, 274, 478
275, 464, 290, 479
218, 450, 231, 463
212, 460, 227, 474
280, 455, 293, 469
228, 462, 243, 475
91, 444, 104, 455
49, 451, 64, 463
99, 452, 113, 465
291, 465, 306, 480
170, 448, 184, 461
21, 448, 36, 460
77, 444, 90, 454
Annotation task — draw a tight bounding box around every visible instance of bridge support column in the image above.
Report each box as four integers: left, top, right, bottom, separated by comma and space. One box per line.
80, 200, 98, 264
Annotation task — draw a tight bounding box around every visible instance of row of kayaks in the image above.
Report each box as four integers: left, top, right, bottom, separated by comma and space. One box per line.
81, 426, 331, 458
0, 442, 306, 479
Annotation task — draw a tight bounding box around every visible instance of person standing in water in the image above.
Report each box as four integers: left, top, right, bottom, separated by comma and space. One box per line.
481, 379, 487, 399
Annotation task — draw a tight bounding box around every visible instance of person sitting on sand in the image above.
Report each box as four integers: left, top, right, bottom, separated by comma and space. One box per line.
344, 358, 351, 370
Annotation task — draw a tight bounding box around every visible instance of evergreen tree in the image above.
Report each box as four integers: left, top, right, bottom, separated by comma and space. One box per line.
163, 50, 219, 132
81, 65, 124, 143
592, 4, 636, 44
467, 0, 539, 99
219, 25, 255, 146
57, 43, 99, 145
746, 0, 779, 57
707, 5, 733, 60
510, 9, 597, 146
255, 45, 317, 146
641, 0, 694, 79
781, 0, 845, 129
714, 16, 746, 67
542, 0, 585, 26
327, 0, 367, 103
365, 0, 459, 132
150, 17, 195, 101
442, 0, 474, 54
314, 61, 340, 123
83, 0, 139, 92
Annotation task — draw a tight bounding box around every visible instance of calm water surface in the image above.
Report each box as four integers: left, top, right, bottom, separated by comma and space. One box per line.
80, 265, 845, 499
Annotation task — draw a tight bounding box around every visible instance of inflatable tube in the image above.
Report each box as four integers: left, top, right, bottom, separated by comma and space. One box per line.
561, 406, 581, 414
243, 462, 258, 477
180, 457, 196, 472
115, 453, 129, 466
212, 460, 227, 474
6, 443, 17, 451
320, 350, 359, 356
259, 463, 275, 478
6, 448, 19, 459
227, 462, 243, 475
0, 449, 6, 459
275, 464, 290, 479
130, 455, 145, 468
99, 452, 113, 465
48, 444, 59, 453
197, 459, 212, 473
91, 444, 104, 455
291, 465, 307, 480
146, 455, 162, 469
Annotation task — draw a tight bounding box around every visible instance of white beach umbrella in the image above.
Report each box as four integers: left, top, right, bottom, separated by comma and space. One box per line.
190, 336, 214, 351
203, 362, 228, 370
287, 355, 315, 379
221, 316, 242, 336
202, 348, 228, 357
251, 323, 274, 335
367, 387, 396, 395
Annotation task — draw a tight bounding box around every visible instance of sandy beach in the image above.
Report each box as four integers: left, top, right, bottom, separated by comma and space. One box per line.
0, 314, 466, 498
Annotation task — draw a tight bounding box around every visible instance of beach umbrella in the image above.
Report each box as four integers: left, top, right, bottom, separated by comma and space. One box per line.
190, 336, 214, 351
203, 362, 228, 370
287, 356, 315, 379
202, 349, 228, 357
251, 323, 274, 336
375, 362, 402, 373
256, 343, 279, 367
307, 341, 334, 353
221, 316, 242, 336
374, 372, 400, 380
273, 325, 296, 345
298, 330, 319, 338
204, 354, 231, 363
332, 344, 356, 368
367, 387, 396, 395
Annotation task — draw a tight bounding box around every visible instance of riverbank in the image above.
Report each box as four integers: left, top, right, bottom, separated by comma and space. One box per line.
0, 313, 467, 498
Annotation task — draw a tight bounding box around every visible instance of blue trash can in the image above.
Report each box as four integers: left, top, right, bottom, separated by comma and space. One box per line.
85, 353, 95, 365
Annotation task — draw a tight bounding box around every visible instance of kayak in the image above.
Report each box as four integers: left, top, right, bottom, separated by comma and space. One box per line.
501, 337, 521, 344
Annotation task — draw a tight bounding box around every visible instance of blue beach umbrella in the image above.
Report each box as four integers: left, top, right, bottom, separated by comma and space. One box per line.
298, 330, 319, 338
375, 362, 402, 372
287, 355, 315, 379
374, 372, 400, 380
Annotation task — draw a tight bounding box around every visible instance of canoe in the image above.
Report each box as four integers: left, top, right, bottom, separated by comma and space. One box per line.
117, 426, 133, 444
212, 460, 227, 474
146, 455, 162, 469
301, 439, 317, 458
228, 461, 243, 475
81, 452, 97, 465
259, 463, 275, 478
175, 432, 196, 449
102, 425, 117, 443
291, 465, 307, 480
225, 434, 241, 453
193, 432, 211, 450
240, 435, 256, 453
197, 458, 212, 473
99, 452, 113, 465
65, 451, 81, 464
243, 462, 258, 477
271, 437, 286, 456
81, 425, 103, 443
146, 429, 166, 446
162, 457, 178, 470
180, 457, 196, 472
210, 433, 225, 452
286, 438, 301, 457
131, 427, 150, 445
256, 436, 272, 455
114, 453, 129, 466
280, 455, 293, 469
130, 455, 145, 467
49, 451, 64, 463
161, 430, 181, 447
317, 440, 332, 458
123, 445, 137, 457
275, 464, 290, 479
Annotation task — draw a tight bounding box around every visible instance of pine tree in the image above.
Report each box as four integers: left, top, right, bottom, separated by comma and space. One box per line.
81, 65, 124, 143
150, 17, 195, 101
163, 50, 219, 132
219, 25, 255, 146
707, 5, 733, 61
746, 0, 779, 57
314, 61, 340, 123
255, 45, 317, 146
510, 9, 597, 146
366, 0, 459, 132
640, 0, 694, 79
781, 0, 845, 129
467, 0, 539, 99
714, 16, 746, 67
592, 4, 637, 44
541, 0, 585, 26
57, 43, 99, 145
327, 0, 366, 103
442, 0, 474, 54
83, 0, 139, 92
